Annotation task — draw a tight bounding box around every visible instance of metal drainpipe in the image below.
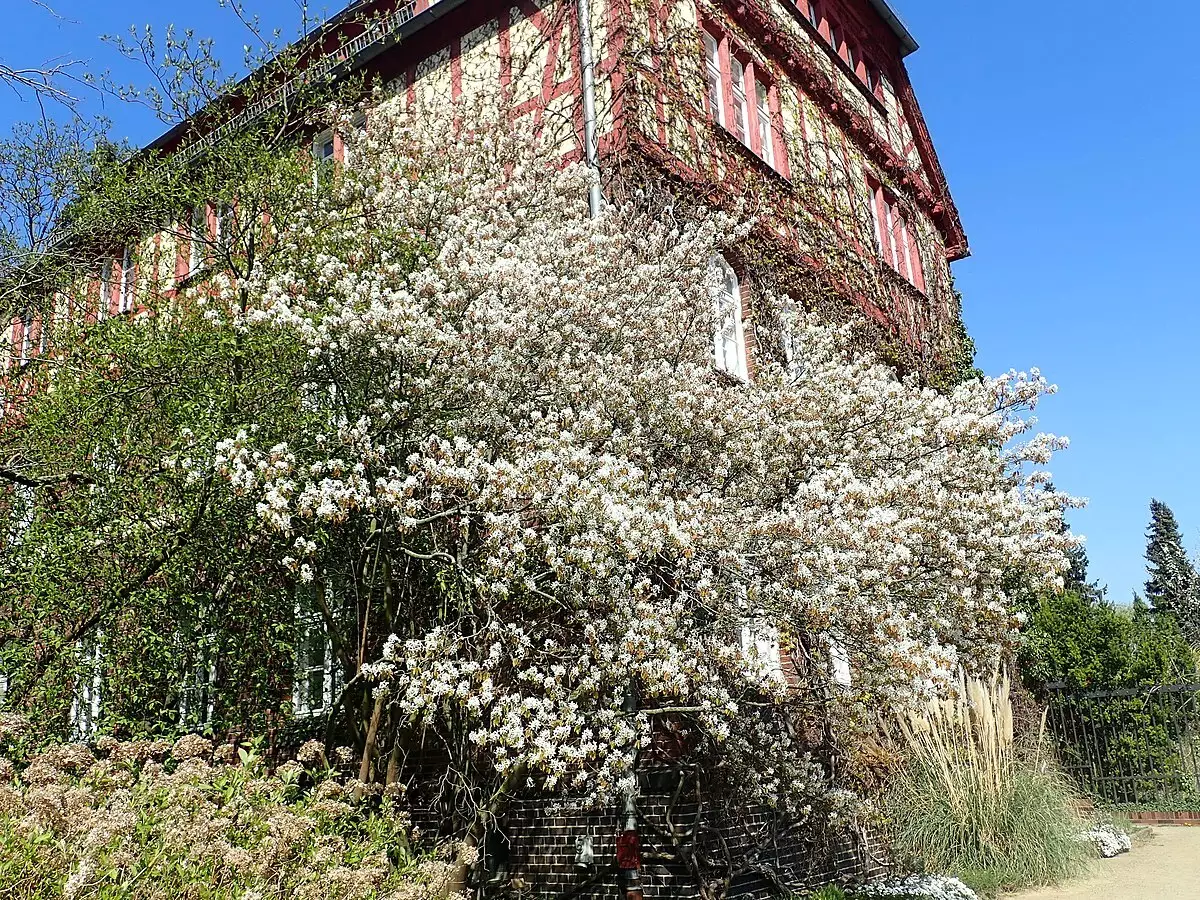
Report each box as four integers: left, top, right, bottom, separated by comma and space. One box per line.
576, 0, 602, 218
575, 9, 634, 893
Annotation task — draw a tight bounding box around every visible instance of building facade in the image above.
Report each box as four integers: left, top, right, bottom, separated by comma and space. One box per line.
1, 1, 967, 892
3, 0, 968, 388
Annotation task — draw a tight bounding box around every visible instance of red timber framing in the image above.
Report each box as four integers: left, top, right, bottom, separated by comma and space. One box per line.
700, 0, 967, 262
701, 21, 791, 178
5, 0, 968, 399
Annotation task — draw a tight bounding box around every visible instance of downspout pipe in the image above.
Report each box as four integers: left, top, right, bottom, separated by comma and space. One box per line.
576, 0, 602, 218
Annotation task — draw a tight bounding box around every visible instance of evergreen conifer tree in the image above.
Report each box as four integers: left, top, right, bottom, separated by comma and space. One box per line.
1144, 499, 1199, 637
1064, 543, 1105, 603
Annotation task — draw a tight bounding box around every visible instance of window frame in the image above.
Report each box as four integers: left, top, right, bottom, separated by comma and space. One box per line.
176, 633, 217, 730
187, 205, 207, 276
69, 635, 104, 741
829, 638, 852, 688
98, 258, 114, 321
700, 25, 787, 175
18, 311, 33, 365
729, 56, 751, 145
293, 605, 338, 718
710, 254, 750, 382
754, 79, 775, 169
702, 29, 726, 127
805, 0, 821, 30
867, 177, 926, 292
312, 129, 338, 187
118, 245, 135, 314
826, 17, 842, 57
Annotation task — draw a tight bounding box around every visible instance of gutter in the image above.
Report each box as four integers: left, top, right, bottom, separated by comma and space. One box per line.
867, 0, 919, 57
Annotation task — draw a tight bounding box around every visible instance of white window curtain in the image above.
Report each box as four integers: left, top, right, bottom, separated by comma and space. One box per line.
710, 255, 748, 381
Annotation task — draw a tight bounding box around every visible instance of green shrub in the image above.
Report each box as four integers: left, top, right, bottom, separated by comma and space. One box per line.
1019, 590, 1198, 803
0, 728, 451, 900
805, 888, 849, 900
883, 671, 1087, 895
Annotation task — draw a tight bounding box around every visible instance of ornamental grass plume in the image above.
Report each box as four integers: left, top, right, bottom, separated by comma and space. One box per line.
0, 728, 452, 900
885, 670, 1087, 895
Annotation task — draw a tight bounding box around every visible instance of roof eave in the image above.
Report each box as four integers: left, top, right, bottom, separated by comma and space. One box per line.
868, 0, 919, 57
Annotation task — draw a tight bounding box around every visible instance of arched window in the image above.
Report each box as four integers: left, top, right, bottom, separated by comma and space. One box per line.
710, 255, 748, 381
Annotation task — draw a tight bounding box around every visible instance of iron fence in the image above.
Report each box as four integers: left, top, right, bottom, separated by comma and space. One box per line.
1045, 681, 1200, 806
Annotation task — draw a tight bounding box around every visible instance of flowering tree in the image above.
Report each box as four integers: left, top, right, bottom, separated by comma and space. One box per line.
192, 97, 1078, 833
0, 69, 1078, 891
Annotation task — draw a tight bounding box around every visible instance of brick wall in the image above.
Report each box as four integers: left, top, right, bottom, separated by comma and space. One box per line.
483, 795, 892, 899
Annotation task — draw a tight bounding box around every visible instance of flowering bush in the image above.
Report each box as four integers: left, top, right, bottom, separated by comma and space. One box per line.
177, 95, 1080, 824
2, 86, 1079, 858
0, 731, 452, 900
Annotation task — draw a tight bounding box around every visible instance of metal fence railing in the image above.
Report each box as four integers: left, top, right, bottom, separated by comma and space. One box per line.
1045, 682, 1200, 807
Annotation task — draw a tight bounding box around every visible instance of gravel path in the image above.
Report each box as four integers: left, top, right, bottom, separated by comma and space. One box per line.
1005, 826, 1200, 900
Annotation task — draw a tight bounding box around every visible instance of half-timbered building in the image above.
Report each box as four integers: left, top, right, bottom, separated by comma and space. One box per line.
1, 1, 968, 893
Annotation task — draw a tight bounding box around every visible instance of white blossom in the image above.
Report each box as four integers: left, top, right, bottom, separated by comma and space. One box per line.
198, 99, 1079, 812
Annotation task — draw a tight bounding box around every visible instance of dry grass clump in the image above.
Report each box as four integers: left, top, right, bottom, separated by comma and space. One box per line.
0, 724, 456, 900
884, 670, 1087, 896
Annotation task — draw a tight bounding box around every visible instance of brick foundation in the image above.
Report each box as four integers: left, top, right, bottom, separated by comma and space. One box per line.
481, 796, 891, 899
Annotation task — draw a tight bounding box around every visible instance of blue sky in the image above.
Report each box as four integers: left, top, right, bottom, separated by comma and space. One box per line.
3, 0, 1197, 604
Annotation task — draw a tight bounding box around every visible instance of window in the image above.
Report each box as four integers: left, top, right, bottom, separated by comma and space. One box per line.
755, 81, 775, 168
780, 303, 805, 376
188, 205, 207, 275
702, 31, 724, 127
214, 204, 233, 252
729, 58, 750, 145
868, 178, 925, 291
294, 610, 337, 717
69, 636, 103, 741
805, 0, 820, 30
313, 130, 337, 187
826, 19, 841, 56
119, 245, 134, 314
700, 27, 785, 173
710, 255, 749, 381
18, 312, 33, 365
315, 133, 336, 165
740, 619, 782, 674
177, 634, 216, 730
866, 60, 883, 99
342, 114, 367, 168
829, 639, 852, 688
98, 260, 114, 321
